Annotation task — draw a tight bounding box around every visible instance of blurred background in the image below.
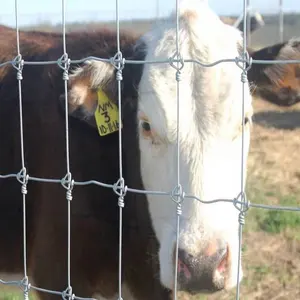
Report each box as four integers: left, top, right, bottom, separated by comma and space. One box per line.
1, 0, 300, 49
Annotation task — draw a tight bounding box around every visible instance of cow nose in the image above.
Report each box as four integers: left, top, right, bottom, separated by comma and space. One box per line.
175, 243, 229, 293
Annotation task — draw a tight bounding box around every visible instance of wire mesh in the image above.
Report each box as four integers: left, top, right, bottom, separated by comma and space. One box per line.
0, 0, 300, 300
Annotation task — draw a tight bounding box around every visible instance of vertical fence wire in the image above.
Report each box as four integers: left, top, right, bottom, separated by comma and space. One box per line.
114, 0, 126, 299
235, 0, 251, 298
13, 1, 30, 299
246, 0, 251, 47
279, 0, 284, 43
172, 0, 182, 298
156, 0, 160, 21
60, 0, 74, 298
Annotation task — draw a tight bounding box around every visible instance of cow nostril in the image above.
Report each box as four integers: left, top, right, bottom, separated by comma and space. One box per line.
178, 258, 192, 280
177, 249, 193, 280
174, 245, 230, 292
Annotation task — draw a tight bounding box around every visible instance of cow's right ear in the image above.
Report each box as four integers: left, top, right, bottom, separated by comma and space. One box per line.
59, 60, 118, 127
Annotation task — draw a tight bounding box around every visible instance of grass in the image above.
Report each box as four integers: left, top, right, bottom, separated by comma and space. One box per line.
244, 187, 300, 235
260, 198, 300, 234
0, 288, 34, 300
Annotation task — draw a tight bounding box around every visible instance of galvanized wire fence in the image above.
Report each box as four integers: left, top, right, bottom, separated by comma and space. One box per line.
232, 0, 285, 46
0, 0, 300, 300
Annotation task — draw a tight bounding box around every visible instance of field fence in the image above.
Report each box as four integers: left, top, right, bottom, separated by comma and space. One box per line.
232, 0, 285, 46
0, 0, 300, 300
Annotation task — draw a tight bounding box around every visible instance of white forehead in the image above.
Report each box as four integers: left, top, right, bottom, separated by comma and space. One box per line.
137, 0, 251, 141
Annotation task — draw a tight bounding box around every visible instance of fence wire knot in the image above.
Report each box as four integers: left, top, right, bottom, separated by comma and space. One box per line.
61, 172, 74, 201
111, 51, 125, 82
12, 54, 24, 80
16, 168, 29, 195
176, 202, 183, 216
21, 276, 31, 300
233, 191, 250, 213
169, 51, 185, 73
62, 286, 75, 300
171, 184, 185, 205
58, 53, 71, 81
241, 72, 248, 83
116, 69, 123, 81
238, 211, 245, 226
176, 70, 182, 82
113, 177, 127, 208
235, 51, 252, 75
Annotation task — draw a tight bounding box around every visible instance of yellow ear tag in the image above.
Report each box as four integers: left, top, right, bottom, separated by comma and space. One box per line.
94, 89, 122, 136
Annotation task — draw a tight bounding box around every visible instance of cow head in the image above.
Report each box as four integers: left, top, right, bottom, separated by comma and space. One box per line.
61, 0, 256, 296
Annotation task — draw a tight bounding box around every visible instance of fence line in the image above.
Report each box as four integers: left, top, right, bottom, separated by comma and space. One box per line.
13, 0, 29, 299
0, 0, 300, 300
279, 0, 284, 42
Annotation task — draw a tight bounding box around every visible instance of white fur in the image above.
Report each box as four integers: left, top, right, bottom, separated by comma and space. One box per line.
136, 0, 252, 291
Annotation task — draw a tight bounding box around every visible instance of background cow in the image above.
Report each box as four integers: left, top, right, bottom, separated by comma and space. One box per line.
220, 10, 265, 34
248, 38, 300, 107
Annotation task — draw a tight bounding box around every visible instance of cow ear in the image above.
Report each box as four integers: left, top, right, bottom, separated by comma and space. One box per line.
59, 60, 121, 131
247, 38, 300, 106
67, 60, 116, 116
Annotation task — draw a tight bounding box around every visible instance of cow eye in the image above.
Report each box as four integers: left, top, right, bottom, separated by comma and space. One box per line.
140, 120, 153, 139
141, 120, 151, 132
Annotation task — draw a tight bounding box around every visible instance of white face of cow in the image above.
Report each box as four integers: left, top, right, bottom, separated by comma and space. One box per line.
66, 0, 253, 294
136, 0, 252, 293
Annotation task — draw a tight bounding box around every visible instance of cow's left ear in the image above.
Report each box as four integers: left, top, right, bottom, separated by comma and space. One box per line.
59, 40, 146, 132
247, 38, 300, 106
59, 59, 118, 127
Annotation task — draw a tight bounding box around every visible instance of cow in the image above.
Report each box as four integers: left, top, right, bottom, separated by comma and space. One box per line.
220, 10, 265, 34
0, 0, 297, 299
247, 38, 300, 107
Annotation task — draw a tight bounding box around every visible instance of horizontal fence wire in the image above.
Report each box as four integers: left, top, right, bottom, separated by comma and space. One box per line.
0, 0, 300, 299
1, 172, 300, 212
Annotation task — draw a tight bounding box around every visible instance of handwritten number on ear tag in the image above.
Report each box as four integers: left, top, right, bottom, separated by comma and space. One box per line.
94, 89, 122, 136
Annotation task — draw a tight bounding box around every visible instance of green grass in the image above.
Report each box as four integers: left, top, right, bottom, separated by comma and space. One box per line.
244, 180, 300, 236
259, 195, 300, 233
0, 286, 36, 300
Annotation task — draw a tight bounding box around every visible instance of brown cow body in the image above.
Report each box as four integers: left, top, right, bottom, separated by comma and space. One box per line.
0, 25, 63, 81
0, 27, 170, 300
0, 18, 299, 300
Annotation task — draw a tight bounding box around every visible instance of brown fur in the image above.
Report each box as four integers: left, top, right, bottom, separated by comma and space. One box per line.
0, 25, 63, 81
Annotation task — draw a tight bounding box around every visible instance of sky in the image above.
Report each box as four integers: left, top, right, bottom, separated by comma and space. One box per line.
0, 0, 299, 27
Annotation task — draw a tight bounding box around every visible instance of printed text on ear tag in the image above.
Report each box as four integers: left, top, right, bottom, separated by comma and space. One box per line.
94, 89, 122, 136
